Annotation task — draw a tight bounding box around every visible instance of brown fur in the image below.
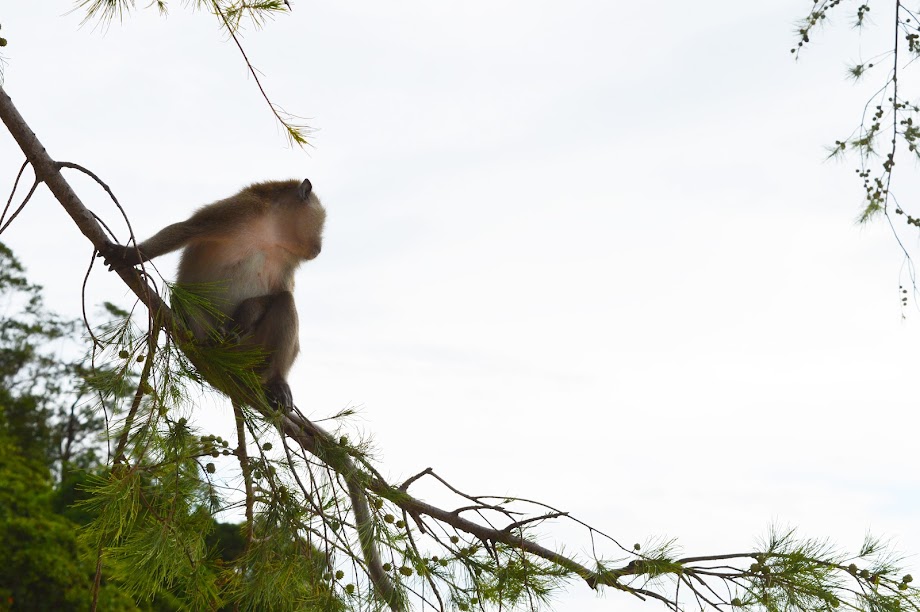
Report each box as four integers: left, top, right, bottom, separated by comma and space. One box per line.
101, 179, 325, 408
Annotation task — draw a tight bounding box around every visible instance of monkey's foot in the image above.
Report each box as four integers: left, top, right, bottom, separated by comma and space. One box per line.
266, 379, 293, 411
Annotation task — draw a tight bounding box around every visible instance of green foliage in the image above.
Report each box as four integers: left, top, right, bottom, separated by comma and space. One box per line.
168, 282, 266, 402
0, 242, 78, 467
0, 432, 137, 611
206, 520, 247, 562
473, 546, 570, 608
1, 514, 89, 611
57, 279, 353, 610
0, 431, 53, 520
77, 425, 222, 606
224, 517, 343, 611
795, 1, 920, 288
0, 243, 124, 480
662, 527, 920, 611
0, 244, 250, 610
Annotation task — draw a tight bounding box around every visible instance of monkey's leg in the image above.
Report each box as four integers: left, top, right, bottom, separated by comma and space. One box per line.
229, 295, 276, 336
244, 291, 300, 410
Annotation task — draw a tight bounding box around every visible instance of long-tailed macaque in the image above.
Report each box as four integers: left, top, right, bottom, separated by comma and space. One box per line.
101, 179, 325, 409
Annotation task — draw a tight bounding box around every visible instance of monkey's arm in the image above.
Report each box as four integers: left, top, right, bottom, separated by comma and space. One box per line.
99, 200, 258, 268
96, 222, 192, 269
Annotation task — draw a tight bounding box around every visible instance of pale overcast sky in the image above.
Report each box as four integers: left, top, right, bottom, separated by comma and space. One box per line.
2, 2, 919, 610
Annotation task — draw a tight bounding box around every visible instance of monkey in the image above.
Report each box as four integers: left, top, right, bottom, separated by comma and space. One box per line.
100, 178, 325, 409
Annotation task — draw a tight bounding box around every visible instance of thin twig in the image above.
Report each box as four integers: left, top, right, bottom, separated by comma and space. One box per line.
0, 177, 38, 234
399, 467, 432, 491
211, 1, 310, 146
1, 158, 29, 227
500, 511, 568, 533
113, 329, 158, 464
234, 401, 256, 548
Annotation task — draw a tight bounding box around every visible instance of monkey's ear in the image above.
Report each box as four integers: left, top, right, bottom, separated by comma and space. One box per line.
298, 178, 313, 200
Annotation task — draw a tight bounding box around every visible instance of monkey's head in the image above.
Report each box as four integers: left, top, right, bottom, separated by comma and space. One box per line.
293, 178, 326, 261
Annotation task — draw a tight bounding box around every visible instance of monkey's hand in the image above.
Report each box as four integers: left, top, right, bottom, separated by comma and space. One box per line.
265, 378, 293, 412
96, 242, 144, 271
